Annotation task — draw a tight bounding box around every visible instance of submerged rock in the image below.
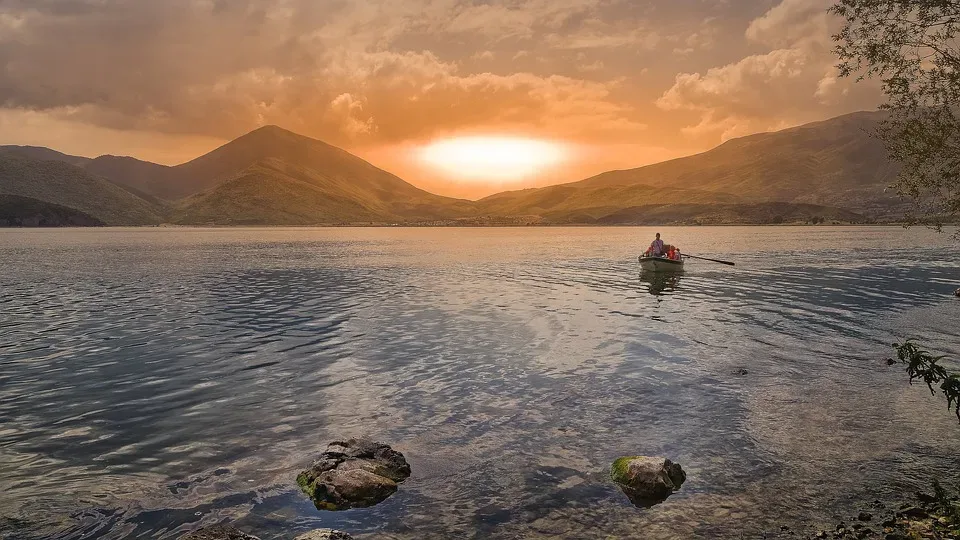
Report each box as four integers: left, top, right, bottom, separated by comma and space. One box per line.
180, 524, 260, 540
293, 529, 354, 540
297, 438, 411, 511
610, 456, 686, 507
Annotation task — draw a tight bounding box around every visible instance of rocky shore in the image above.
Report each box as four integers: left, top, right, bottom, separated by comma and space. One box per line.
173, 438, 959, 540
802, 488, 960, 539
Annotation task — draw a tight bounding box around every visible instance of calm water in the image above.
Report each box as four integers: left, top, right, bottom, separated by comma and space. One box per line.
1, 226, 959, 540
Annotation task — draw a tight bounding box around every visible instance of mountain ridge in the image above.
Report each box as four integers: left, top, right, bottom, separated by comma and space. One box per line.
0, 111, 910, 226
0, 151, 164, 225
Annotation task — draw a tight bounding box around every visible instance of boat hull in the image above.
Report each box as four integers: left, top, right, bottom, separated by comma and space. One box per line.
639, 256, 684, 272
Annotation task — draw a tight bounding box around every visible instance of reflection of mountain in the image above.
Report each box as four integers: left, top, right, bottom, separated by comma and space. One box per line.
639, 270, 682, 296
0, 110, 912, 226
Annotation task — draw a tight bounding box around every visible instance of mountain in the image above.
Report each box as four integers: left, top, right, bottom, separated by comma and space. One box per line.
0, 194, 104, 226
1, 126, 475, 225
83, 155, 174, 202
170, 127, 475, 224
0, 111, 910, 226
476, 111, 903, 222
569, 111, 902, 217
167, 126, 469, 210
174, 156, 475, 225
476, 183, 742, 222
0, 145, 91, 167
595, 202, 867, 225
0, 152, 164, 225
174, 159, 388, 225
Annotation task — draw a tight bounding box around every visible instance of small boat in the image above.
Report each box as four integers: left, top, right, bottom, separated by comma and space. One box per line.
638, 254, 684, 272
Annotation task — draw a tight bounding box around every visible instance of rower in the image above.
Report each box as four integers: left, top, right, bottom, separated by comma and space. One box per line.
650, 233, 664, 257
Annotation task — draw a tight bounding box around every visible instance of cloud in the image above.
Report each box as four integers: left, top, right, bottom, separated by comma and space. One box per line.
672, 17, 719, 55
656, 0, 880, 141
0, 0, 650, 147
0, 0, 887, 193
745, 0, 834, 48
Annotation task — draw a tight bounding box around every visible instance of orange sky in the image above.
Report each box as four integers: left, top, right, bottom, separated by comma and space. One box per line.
0, 0, 880, 200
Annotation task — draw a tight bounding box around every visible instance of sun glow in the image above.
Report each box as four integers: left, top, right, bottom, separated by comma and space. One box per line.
417, 136, 569, 183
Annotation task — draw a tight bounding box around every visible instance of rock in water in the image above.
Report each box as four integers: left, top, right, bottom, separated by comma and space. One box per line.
180, 525, 260, 540
297, 439, 411, 511
293, 530, 354, 540
610, 456, 686, 507
955, 288, 960, 297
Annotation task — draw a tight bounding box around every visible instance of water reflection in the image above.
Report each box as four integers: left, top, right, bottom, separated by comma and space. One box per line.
639, 270, 683, 296
617, 486, 677, 509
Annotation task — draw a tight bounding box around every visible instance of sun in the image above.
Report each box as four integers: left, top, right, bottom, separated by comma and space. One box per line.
416, 136, 569, 183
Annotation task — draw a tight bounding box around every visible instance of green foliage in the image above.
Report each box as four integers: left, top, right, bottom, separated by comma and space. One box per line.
892, 339, 960, 421
932, 479, 960, 525
831, 0, 960, 231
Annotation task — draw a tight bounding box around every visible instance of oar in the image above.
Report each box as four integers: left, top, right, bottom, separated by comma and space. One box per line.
683, 254, 735, 266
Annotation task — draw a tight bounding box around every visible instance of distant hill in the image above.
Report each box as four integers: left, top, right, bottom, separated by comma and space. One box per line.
169, 127, 475, 224
596, 202, 866, 225
173, 156, 475, 225
83, 155, 175, 202
0, 145, 91, 167
474, 111, 904, 222
573, 111, 903, 217
174, 159, 388, 225
0, 194, 105, 227
0, 152, 164, 225
476, 183, 742, 222
0, 111, 912, 225
0, 126, 475, 225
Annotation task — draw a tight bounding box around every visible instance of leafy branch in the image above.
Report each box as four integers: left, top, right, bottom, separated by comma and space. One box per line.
891, 338, 960, 422
831, 0, 960, 231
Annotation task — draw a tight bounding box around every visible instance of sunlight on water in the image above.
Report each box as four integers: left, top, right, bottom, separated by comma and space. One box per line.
0, 226, 958, 539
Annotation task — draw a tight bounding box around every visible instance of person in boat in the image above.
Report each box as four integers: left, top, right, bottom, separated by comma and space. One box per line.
667, 245, 677, 260
649, 233, 665, 257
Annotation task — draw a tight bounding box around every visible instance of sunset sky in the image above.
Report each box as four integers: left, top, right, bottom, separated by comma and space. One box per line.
0, 0, 881, 199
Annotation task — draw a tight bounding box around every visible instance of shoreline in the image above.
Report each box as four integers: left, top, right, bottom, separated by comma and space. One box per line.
1, 222, 949, 229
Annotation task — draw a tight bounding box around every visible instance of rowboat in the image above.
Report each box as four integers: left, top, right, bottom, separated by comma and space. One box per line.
638, 255, 684, 272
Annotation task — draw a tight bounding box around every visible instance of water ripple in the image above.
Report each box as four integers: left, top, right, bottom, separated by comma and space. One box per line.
0, 226, 958, 540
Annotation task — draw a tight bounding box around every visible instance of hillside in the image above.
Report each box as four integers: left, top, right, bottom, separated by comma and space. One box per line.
0, 152, 164, 225
165, 126, 469, 216
476, 183, 742, 222
596, 202, 866, 225
0, 126, 476, 225
0, 194, 105, 227
173, 159, 388, 225
0, 111, 912, 225
0, 145, 91, 167
83, 155, 174, 202
169, 127, 475, 223
572, 111, 902, 216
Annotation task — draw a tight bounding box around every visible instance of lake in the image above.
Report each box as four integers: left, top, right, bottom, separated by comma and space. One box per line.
1, 226, 959, 540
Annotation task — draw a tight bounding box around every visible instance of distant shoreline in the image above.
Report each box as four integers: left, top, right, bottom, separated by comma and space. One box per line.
3, 222, 948, 229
